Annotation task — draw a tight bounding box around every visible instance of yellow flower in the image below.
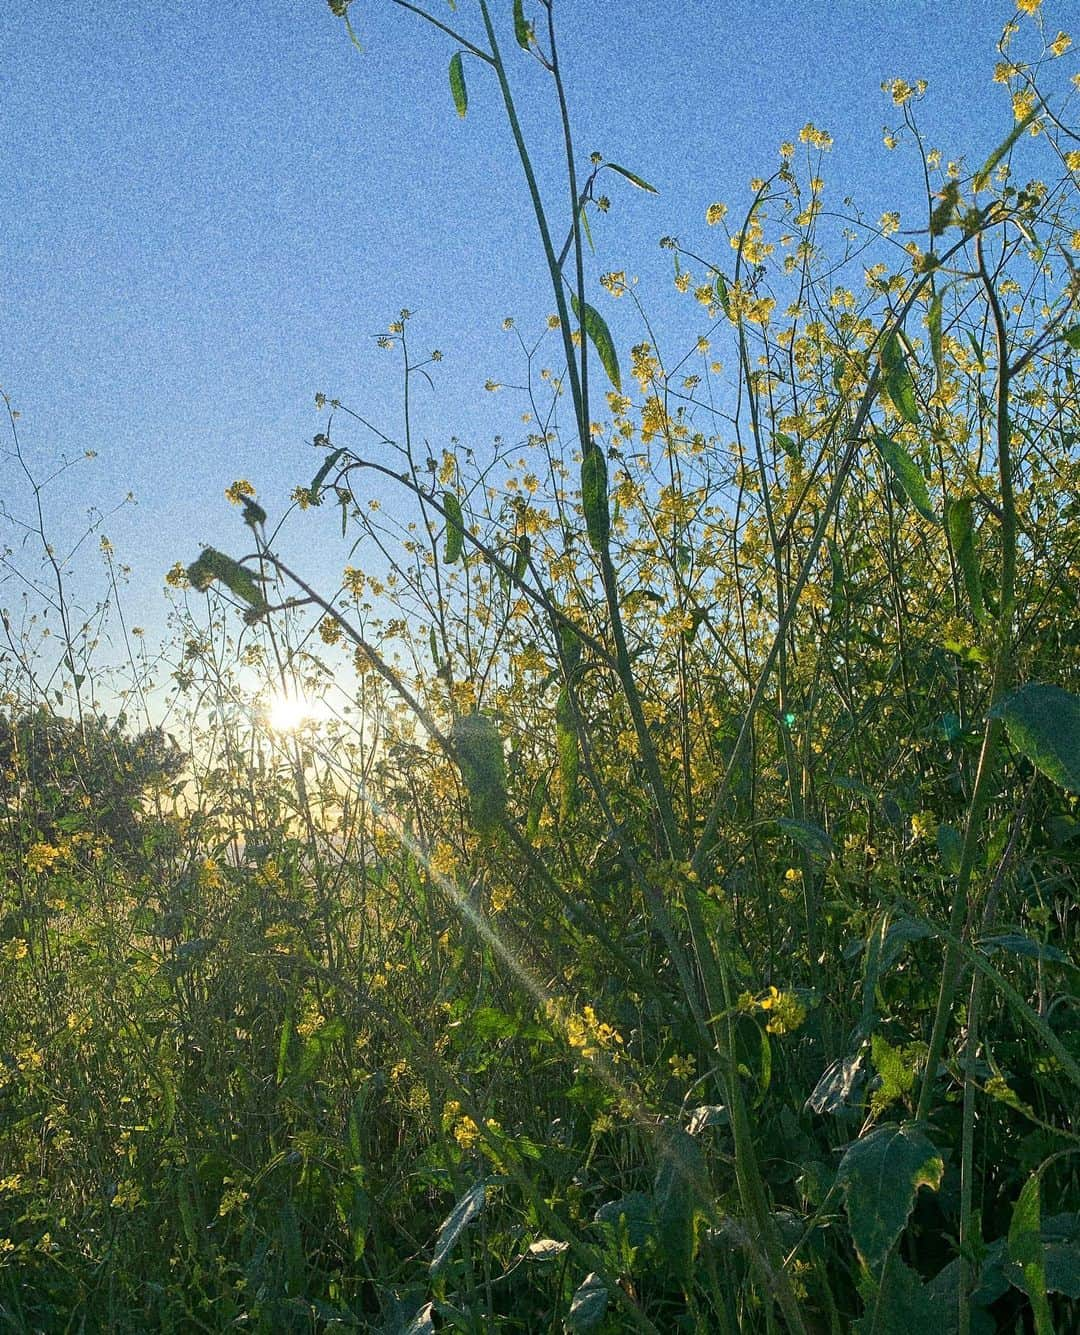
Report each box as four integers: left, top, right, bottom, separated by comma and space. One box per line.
706, 201, 728, 225
1017, 0, 1042, 15
758, 986, 807, 1036
798, 122, 833, 150
668, 1053, 696, 1080
1012, 88, 1036, 121
225, 479, 255, 505
25, 842, 61, 874
1049, 31, 1072, 56
879, 211, 901, 236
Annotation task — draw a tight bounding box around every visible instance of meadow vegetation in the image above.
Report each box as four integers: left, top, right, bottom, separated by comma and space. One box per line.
2, 2, 1079, 1330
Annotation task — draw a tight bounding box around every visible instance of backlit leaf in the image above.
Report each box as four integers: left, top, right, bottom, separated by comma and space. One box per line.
580, 445, 610, 553
443, 491, 465, 564
449, 52, 467, 118
512, 0, 531, 50
879, 332, 920, 425
571, 292, 621, 390
605, 161, 658, 194
945, 496, 984, 621
873, 430, 938, 524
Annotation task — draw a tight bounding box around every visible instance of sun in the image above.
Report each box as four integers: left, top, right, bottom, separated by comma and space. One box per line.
264, 688, 325, 734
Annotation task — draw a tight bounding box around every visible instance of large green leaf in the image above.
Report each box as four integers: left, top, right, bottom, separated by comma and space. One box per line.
873, 430, 938, 524
451, 712, 507, 835
653, 1127, 706, 1287
571, 293, 621, 390
580, 445, 610, 553
855, 1254, 937, 1334
431, 1178, 487, 1274
837, 1123, 944, 1269
565, 1272, 608, 1330
879, 331, 920, 424
448, 51, 468, 118
1008, 1173, 1054, 1335
992, 682, 1080, 794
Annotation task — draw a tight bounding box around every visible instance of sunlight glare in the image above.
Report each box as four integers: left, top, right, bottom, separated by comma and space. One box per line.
264, 688, 325, 734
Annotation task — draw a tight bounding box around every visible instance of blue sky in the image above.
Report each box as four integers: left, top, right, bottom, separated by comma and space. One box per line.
2, 0, 1074, 658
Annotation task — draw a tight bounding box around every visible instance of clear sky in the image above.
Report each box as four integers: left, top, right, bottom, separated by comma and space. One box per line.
2, 0, 1074, 658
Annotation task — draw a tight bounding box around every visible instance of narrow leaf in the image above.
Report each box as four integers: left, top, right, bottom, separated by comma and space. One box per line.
928, 291, 944, 392
431, 1179, 486, 1274
449, 51, 468, 118
443, 492, 465, 564
556, 687, 578, 821
605, 161, 658, 194
571, 292, 621, 390
879, 332, 921, 425
974, 106, 1039, 192
310, 447, 344, 497
1008, 1174, 1054, 1335
992, 682, 1080, 794
580, 445, 610, 553
945, 496, 984, 621
512, 0, 531, 49
873, 430, 939, 524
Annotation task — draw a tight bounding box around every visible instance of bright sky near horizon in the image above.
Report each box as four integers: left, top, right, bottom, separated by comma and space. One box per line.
2, 1, 1075, 661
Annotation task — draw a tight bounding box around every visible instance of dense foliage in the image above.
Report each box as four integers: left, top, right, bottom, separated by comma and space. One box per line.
2, 2, 1079, 1331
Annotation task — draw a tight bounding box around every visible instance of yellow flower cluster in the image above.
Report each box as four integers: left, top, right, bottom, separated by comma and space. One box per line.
798, 122, 833, 150
225, 479, 255, 506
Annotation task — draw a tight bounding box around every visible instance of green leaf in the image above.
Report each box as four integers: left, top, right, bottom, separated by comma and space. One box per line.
974, 106, 1039, 192
431, 1178, 487, 1274
565, 1273, 608, 1330
449, 51, 467, 118
451, 712, 507, 834
1059, 325, 1080, 351
1008, 1174, 1054, 1335
777, 817, 833, 862
928, 291, 944, 391
556, 687, 578, 821
992, 682, 1080, 794
186, 547, 268, 612
276, 991, 294, 1085
653, 1127, 706, 1286
571, 292, 621, 390
776, 432, 801, 462
837, 1122, 944, 1269
512, 0, 531, 49
868, 1035, 920, 1116
855, 1254, 938, 1334
310, 447, 344, 498
513, 534, 530, 580
828, 536, 846, 620
873, 430, 938, 524
580, 445, 610, 553
605, 161, 658, 194
879, 332, 920, 425
945, 496, 984, 621
443, 491, 465, 564
715, 272, 731, 316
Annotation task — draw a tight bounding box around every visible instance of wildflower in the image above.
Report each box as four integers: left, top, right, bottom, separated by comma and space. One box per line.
911, 811, 938, 842
1016, 0, 1042, 15
1049, 31, 1071, 56
706, 201, 728, 225
798, 122, 833, 150
1012, 88, 1036, 121
668, 1053, 696, 1080
25, 842, 61, 874
758, 987, 807, 1036
225, 479, 255, 505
